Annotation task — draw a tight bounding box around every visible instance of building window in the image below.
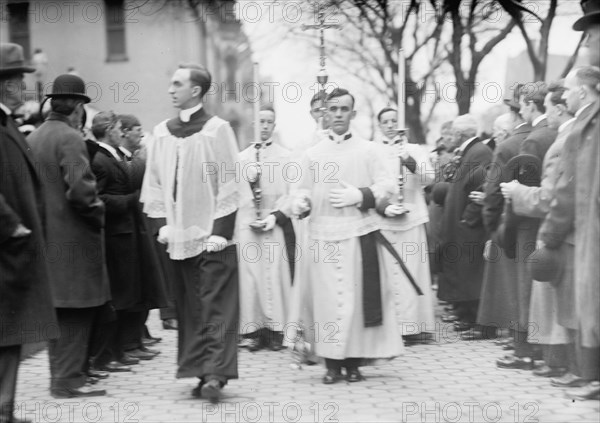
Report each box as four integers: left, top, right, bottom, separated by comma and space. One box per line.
105, 0, 127, 61
7, 2, 31, 60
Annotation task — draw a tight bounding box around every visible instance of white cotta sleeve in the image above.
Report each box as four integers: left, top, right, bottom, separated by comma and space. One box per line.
410, 144, 436, 186
213, 122, 252, 219
140, 131, 167, 218
281, 151, 312, 217
368, 143, 396, 202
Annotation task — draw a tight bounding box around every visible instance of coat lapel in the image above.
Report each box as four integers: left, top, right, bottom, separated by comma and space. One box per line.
0, 110, 39, 182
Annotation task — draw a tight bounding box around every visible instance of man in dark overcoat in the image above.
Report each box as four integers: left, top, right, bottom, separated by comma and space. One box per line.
28, 74, 110, 398
0, 42, 57, 423
475, 111, 529, 339
433, 114, 492, 331
496, 83, 558, 369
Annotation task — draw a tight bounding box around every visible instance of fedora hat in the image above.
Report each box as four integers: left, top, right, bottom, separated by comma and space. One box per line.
528, 246, 563, 286
0, 43, 35, 76
573, 0, 600, 31
504, 83, 523, 110
501, 154, 543, 186
46, 74, 91, 103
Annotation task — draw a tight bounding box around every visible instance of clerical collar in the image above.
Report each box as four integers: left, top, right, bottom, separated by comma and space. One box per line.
0, 102, 12, 116
97, 141, 122, 161
179, 103, 203, 123
328, 130, 352, 143
532, 114, 546, 127
382, 135, 401, 145
575, 102, 592, 118
253, 138, 273, 149
559, 118, 576, 133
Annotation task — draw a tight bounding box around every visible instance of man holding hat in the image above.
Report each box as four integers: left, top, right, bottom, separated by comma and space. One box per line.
0, 42, 57, 423
28, 74, 110, 398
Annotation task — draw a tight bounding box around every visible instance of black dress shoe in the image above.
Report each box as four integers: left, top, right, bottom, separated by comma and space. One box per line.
441, 314, 459, 322
551, 373, 587, 388
142, 337, 159, 346
496, 355, 534, 370
191, 380, 205, 398
453, 321, 474, 332
119, 353, 140, 365
322, 369, 343, 384
140, 346, 160, 355
87, 369, 109, 379
98, 361, 132, 372
532, 365, 567, 378
246, 338, 262, 352
346, 368, 364, 382
51, 384, 107, 399
200, 379, 222, 403
126, 349, 157, 360
162, 319, 178, 330
565, 381, 600, 400
461, 328, 498, 341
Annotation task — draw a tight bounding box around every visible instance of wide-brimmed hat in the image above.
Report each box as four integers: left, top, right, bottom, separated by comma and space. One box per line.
528, 246, 563, 286
501, 154, 543, 186
573, 0, 600, 31
46, 74, 91, 103
0, 43, 35, 76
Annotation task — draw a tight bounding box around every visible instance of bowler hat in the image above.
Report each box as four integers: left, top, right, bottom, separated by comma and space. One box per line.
501, 154, 543, 186
46, 74, 91, 103
573, 0, 600, 31
0, 43, 35, 76
528, 246, 563, 286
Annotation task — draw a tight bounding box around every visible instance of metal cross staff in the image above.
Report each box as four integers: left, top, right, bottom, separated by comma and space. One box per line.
301, 3, 341, 89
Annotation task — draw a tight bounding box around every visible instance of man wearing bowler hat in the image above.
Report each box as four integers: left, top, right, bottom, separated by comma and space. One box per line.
28, 74, 110, 398
0, 42, 57, 423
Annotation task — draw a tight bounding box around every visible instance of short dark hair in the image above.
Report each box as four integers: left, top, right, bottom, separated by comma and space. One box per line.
326, 88, 355, 109
118, 114, 141, 130
574, 66, 600, 92
547, 80, 567, 107
519, 82, 548, 113
179, 63, 212, 99
91, 111, 119, 140
310, 90, 327, 107
50, 97, 83, 116
377, 107, 396, 122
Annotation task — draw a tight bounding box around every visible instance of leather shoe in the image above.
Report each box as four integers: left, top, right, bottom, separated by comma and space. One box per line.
551, 373, 587, 388
142, 337, 159, 346
87, 369, 109, 379
200, 379, 222, 403
51, 384, 107, 399
126, 349, 157, 360
502, 342, 515, 350
453, 321, 474, 332
162, 319, 178, 330
245, 338, 262, 352
346, 368, 364, 382
496, 355, 534, 370
118, 353, 140, 365
140, 346, 160, 355
441, 314, 459, 322
565, 381, 600, 400
494, 338, 513, 346
460, 329, 497, 341
97, 361, 131, 372
191, 380, 204, 398
322, 369, 343, 384
532, 365, 567, 378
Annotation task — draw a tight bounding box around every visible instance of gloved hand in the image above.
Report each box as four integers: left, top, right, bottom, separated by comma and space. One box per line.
258, 214, 277, 232
291, 195, 311, 216
205, 235, 228, 252
500, 180, 520, 200
245, 162, 261, 183
157, 225, 171, 244
384, 204, 406, 217
329, 181, 362, 208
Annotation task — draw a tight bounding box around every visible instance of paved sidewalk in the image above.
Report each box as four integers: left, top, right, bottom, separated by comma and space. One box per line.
13, 309, 600, 423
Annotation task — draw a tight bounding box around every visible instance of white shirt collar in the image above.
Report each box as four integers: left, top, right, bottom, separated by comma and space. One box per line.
532, 114, 546, 127
179, 103, 203, 123
0, 102, 12, 116
328, 129, 352, 144
457, 136, 478, 153
514, 122, 527, 130
119, 146, 133, 159
575, 102, 592, 118
558, 117, 576, 133
97, 141, 122, 161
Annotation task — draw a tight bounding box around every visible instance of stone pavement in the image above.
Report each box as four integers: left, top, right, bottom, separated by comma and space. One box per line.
13, 307, 600, 423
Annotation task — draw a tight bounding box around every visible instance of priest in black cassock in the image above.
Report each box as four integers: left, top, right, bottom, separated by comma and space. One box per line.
141, 64, 250, 403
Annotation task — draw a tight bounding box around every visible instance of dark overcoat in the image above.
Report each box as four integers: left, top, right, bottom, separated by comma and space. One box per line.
27, 112, 110, 308
0, 109, 57, 346
437, 139, 492, 302
92, 146, 167, 311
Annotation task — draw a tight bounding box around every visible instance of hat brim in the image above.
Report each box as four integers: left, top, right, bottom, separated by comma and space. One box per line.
0, 65, 36, 76
46, 93, 91, 104
503, 99, 520, 110
573, 11, 600, 31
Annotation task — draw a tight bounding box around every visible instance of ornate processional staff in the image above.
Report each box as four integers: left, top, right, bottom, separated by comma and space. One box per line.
301, 2, 341, 129
249, 62, 266, 232
393, 48, 409, 215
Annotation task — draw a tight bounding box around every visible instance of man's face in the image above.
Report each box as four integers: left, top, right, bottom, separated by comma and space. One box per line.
378, 110, 398, 140
518, 95, 534, 123
259, 110, 275, 141
310, 100, 330, 129
544, 92, 561, 129
492, 123, 509, 144
562, 73, 581, 114
168, 69, 199, 110
584, 25, 600, 67
326, 94, 355, 135
0, 73, 25, 111
123, 125, 143, 152
107, 120, 123, 147
448, 128, 463, 151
